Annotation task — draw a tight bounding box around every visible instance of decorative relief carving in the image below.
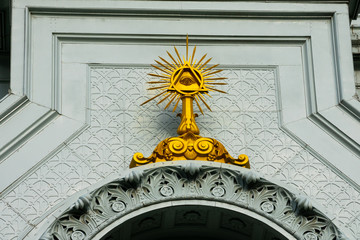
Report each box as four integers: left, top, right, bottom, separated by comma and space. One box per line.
159, 185, 174, 197
111, 201, 126, 212
1, 67, 360, 239
71, 231, 85, 240
175, 208, 207, 225
211, 186, 226, 197
131, 132, 249, 167
133, 213, 162, 234
40, 164, 344, 240
261, 201, 275, 213
0, 200, 29, 240
221, 215, 247, 233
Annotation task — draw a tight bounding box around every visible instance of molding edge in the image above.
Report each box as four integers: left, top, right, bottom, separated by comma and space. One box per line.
40, 162, 346, 240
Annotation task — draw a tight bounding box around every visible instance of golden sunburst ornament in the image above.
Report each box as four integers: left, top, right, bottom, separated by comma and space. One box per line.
141, 35, 227, 114
130, 35, 250, 169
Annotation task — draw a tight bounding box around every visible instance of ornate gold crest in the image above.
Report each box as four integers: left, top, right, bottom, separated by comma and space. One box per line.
130, 36, 249, 168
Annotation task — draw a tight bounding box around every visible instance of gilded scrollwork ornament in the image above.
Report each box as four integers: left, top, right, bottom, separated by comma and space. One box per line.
130, 131, 249, 168
130, 36, 249, 168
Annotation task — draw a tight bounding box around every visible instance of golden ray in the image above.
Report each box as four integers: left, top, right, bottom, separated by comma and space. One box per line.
186, 35, 189, 61
205, 82, 227, 85
208, 87, 227, 94
204, 80, 223, 83
159, 57, 176, 70
147, 81, 169, 84
147, 85, 169, 91
164, 93, 177, 109
198, 91, 206, 100
204, 77, 227, 81
198, 57, 212, 70
208, 69, 224, 74
148, 73, 171, 78
190, 46, 196, 64
201, 64, 219, 74
151, 64, 172, 75
173, 94, 181, 112
194, 95, 204, 115
198, 92, 212, 111
157, 92, 173, 105
194, 54, 207, 68
167, 51, 180, 68
174, 47, 184, 65
204, 92, 212, 98
155, 60, 173, 72
141, 90, 168, 106
144, 36, 228, 114
203, 69, 223, 77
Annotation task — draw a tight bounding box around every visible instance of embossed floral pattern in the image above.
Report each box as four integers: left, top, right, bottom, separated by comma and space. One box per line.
0, 67, 359, 239
41, 165, 342, 240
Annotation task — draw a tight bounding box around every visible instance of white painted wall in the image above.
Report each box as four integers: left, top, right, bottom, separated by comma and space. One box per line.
1, 1, 360, 239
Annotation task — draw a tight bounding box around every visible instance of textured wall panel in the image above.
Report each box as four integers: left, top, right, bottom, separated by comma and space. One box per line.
1, 67, 360, 239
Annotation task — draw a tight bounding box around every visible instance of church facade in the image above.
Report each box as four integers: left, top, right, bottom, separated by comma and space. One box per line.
1, 1, 360, 239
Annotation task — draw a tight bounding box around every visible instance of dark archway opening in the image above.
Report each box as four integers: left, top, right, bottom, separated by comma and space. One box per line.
101, 205, 290, 240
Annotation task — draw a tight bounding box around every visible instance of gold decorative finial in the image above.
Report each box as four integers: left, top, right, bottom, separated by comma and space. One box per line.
130, 35, 250, 168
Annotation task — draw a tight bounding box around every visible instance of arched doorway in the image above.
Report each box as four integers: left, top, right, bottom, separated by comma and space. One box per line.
40, 162, 342, 240
97, 202, 295, 240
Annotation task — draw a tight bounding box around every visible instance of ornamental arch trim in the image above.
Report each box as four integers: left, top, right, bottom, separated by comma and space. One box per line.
40, 162, 345, 240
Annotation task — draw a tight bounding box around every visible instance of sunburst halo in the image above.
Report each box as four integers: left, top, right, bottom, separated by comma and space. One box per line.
141, 35, 227, 114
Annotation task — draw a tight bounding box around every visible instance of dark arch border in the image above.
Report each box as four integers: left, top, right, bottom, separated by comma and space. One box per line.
40, 162, 344, 240
96, 200, 296, 240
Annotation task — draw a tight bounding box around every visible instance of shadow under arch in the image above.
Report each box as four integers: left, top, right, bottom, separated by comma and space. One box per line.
94, 200, 295, 240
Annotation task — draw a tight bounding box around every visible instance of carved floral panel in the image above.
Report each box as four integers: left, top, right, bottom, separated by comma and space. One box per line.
41, 164, 342, 240
1, 67, 360, 239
